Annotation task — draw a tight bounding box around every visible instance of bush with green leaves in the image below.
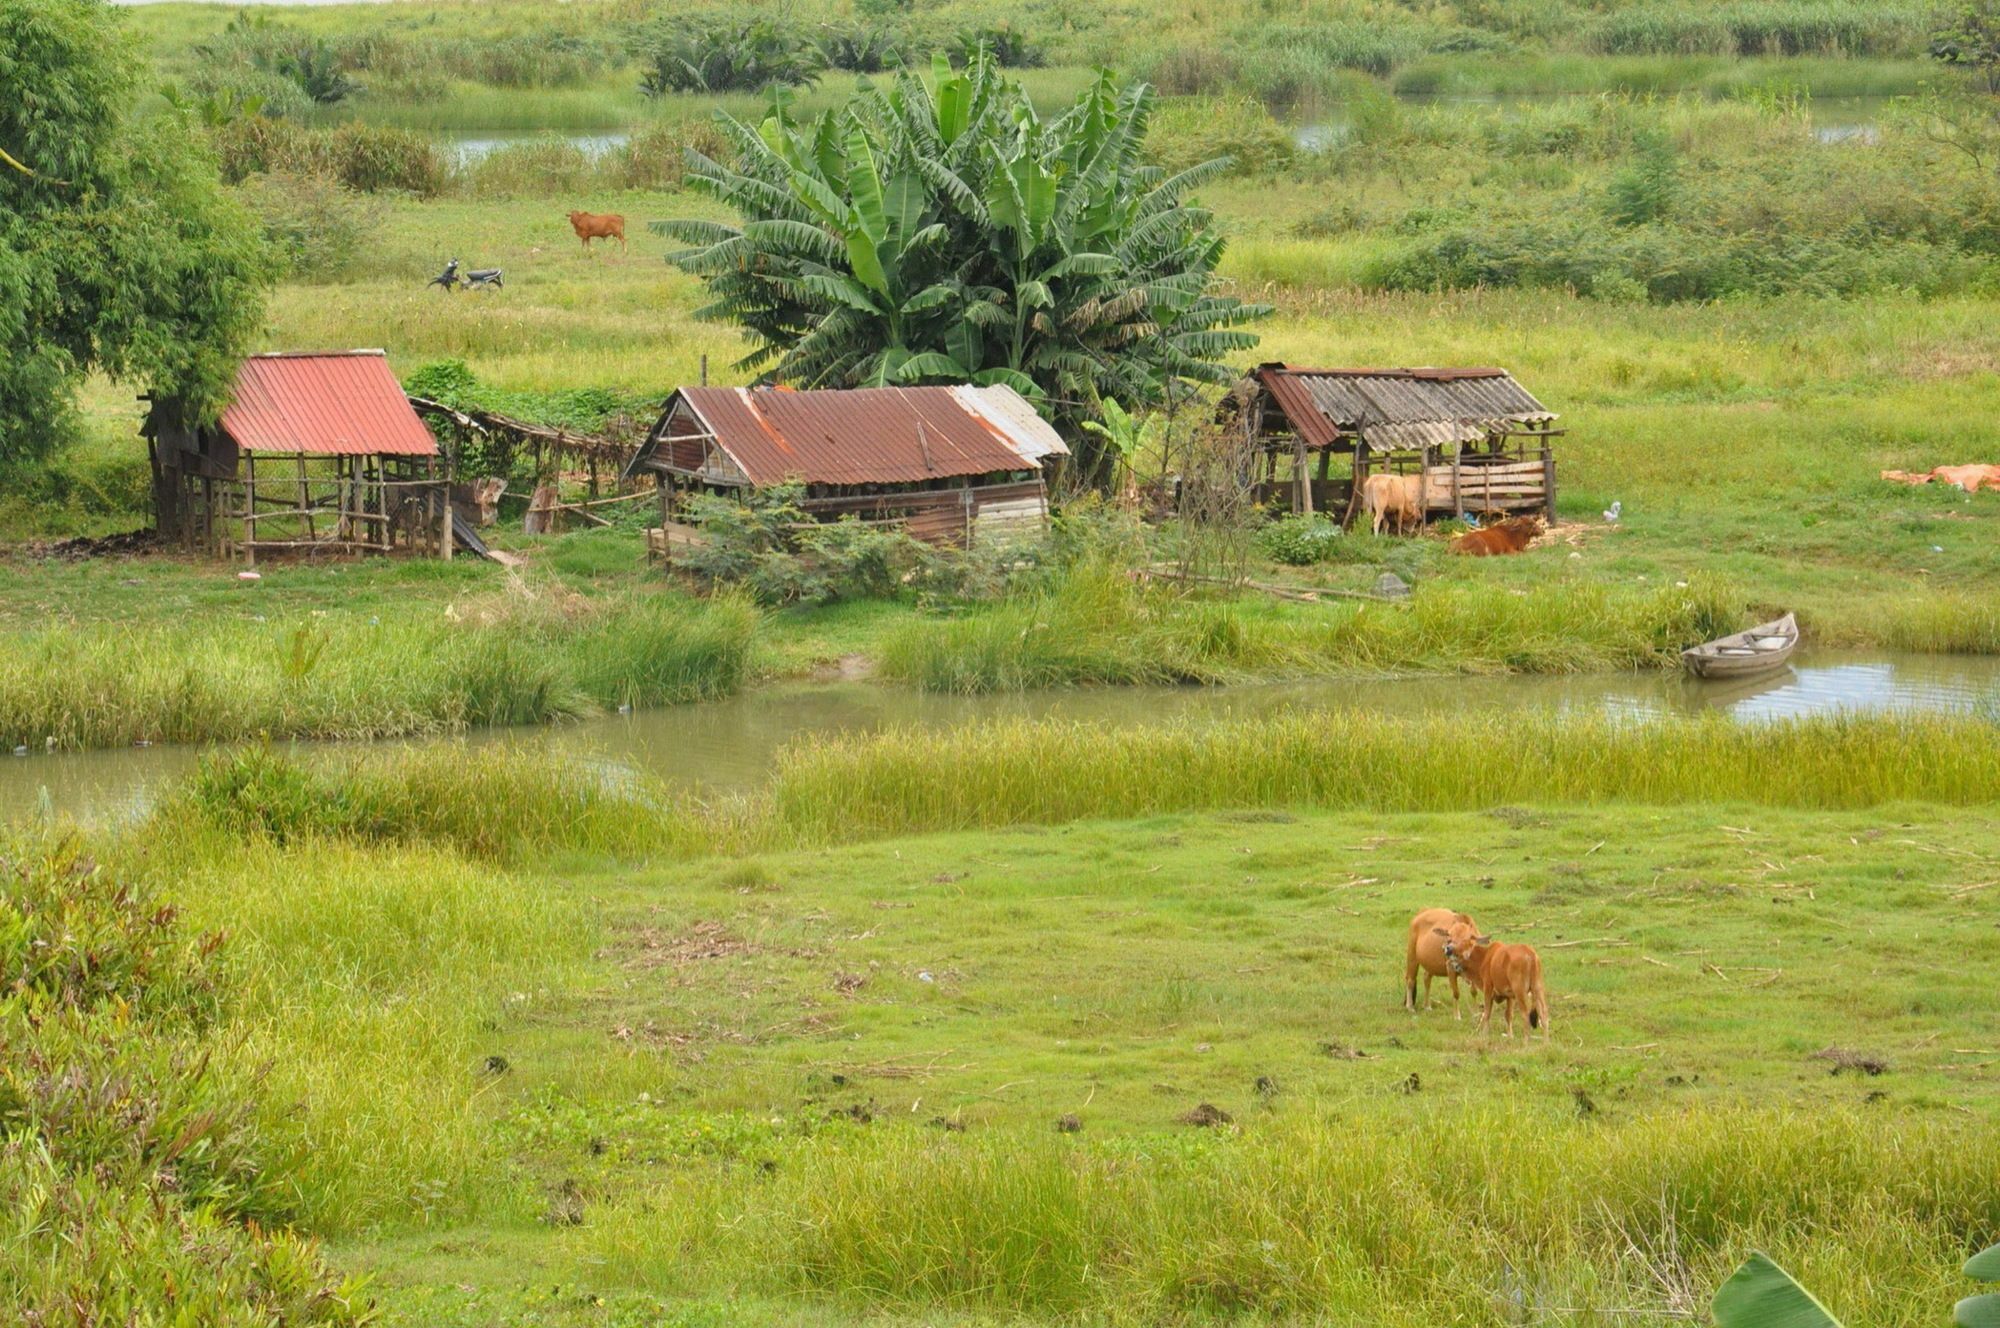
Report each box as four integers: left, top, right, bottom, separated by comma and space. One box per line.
952, 24, 1045, 68
676, 484, 959, 605
234, 171, 383, 279
0, 833, 368, 1324
1147, 94, 1296, 177
657, 54, 1266, 480
633, 13, 824, 96
1259, 514, 1346, 566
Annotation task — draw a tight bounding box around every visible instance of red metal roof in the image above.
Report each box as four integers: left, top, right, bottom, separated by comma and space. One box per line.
1252, 363, 1552, 451
218, 351, 438, 457
672, 386, 1048, 486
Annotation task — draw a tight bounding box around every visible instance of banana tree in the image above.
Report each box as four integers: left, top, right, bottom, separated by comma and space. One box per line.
1080, 398, 1159, 505
654, 50, 1267, 474
1711, 1244, 2000, 1328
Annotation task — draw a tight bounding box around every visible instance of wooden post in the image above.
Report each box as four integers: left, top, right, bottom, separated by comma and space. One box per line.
1542, 442, 1557, 523
242, 454, 256, 567
1451, 448, 1462, 518
1293, 438, 1312, 515
700, 353, 708, 387
436, 462, 452, 560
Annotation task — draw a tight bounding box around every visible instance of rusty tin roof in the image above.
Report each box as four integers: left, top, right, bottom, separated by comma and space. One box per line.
1254, 364, 1554, 452
648, 385, 1064, 486
219, 351, 438, 457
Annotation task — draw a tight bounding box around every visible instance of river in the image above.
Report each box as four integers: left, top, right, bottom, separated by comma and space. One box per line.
4, 650, 1995, 827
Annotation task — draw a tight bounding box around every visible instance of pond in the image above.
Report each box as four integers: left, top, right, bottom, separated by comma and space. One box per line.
5, 650, 1996, 827
440, 131, 633, 165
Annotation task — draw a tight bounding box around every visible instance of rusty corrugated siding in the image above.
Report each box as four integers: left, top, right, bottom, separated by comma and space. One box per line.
218, 351, 438, 457
673, 385, 1049, 486
1254, 364, 1553, 452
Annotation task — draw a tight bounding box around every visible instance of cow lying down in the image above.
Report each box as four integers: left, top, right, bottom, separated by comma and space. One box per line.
1882, 464, 2000, 492
1448, 514, 1544, 556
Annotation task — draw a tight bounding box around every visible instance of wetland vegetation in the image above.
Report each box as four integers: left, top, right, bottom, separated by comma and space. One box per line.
8, 0, 2000, 1323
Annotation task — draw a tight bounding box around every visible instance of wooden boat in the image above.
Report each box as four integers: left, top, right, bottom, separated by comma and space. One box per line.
1682, 612, 1798, 680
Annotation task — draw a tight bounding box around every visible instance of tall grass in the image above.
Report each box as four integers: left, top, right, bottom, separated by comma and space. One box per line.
876, 565, 1738, 693
658, 1108, 1992, 1322
164, 706, 2000, 863
0, 589, 756, 750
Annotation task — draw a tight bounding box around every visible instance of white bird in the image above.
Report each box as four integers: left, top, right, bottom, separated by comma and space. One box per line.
1602, 500, 1622, 523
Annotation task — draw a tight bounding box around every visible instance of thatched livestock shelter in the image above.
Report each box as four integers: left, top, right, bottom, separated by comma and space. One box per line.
622, 384, 1068, 558
143, 350, 451, 563
1223, 364, 1561, 521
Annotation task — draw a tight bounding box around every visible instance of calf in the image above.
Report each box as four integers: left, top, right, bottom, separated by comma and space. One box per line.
1360, 472, 1426, 535
1404, 908, 1481, 1018
1435, 928, 1550, 1039
1449, 514, 1544, 557
568, 210, 627, 252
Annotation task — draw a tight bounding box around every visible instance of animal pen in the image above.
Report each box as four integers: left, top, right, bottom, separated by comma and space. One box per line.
622, 384, 1069, 560
143, 351, 451, 563
1223, 365, 1561, 522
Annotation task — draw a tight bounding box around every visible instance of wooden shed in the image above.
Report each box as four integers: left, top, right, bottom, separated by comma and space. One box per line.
622, 384, 1068, 557
143, 350, 451, 563
1224, 364, 1561, 522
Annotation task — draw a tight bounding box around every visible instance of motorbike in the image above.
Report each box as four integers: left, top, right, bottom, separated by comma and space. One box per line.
426, 259, 503, 292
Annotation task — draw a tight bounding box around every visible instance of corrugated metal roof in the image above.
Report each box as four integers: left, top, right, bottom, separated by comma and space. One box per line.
218, 351, 439, 457
950, 385, 1069, 464
664, 385, 1056, 486
1254, 364, 1554, 452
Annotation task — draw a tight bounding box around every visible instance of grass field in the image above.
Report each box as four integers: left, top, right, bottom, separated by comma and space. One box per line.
58, 726, 1994, 1325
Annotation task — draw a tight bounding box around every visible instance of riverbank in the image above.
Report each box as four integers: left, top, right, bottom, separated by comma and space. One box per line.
17, 723, 1996, 1323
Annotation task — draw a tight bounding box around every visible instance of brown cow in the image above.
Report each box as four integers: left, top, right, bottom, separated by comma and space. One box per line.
1360, 473, 1426, 535
1929, 463, 2000, 493
568, 210, 626, 252
1435, 928, 1550, 1039
1404, 908, 1482, 1018
1449, 514, 1545, 557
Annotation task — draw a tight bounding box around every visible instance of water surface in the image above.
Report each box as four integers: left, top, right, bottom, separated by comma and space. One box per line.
5, 650, 1995, 827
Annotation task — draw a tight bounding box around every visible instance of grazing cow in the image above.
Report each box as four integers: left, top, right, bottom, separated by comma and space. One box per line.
568, 210, 626, 252
1435, 928, 1550, 1038
1449, 514, 1544, 557
1360, 473, 1426, 535
1404, 908, 1482, 1018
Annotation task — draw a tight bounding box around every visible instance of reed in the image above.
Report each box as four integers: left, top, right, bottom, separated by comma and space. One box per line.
698, 1107, 1996, 1322
0, 589, 756, 751
770, 707, 2000, 842
876, 565, 1736, 693
164, 705, 2000, 863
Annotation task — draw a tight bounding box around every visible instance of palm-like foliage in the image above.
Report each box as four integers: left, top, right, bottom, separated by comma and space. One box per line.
634, 16, 825, 97
653, 54, 1267, 471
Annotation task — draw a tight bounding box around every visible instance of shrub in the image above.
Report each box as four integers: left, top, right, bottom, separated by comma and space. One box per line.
1258, 514, 1345, 565
326, 122, 444, 196
953, 24, 1046, 68
607, 117, 732, 191
234, 171, 382, 279
818, 24, 907, 73
632, 14, 824, 95
1148, 95, 1295, 176
0, 833, 367, 1323
1145, 45, 1242, 97
677, 484, 947, 606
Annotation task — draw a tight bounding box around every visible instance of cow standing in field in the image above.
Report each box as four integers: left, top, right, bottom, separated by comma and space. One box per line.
1359, 472, 1426, 535
1436, 927, 1551, 1039
568, 210, 626, 252
1404, 908, 1482, 1018
1449, 514, 1545, 556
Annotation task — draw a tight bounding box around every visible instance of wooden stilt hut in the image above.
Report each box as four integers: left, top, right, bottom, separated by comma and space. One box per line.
1222, 364, 1562, 522
142, 351, 452, 563
622, 384, 1069, 561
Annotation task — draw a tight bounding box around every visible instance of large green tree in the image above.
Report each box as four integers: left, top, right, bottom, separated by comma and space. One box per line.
655, 55, 1266, 460
0, 0, 270, 464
